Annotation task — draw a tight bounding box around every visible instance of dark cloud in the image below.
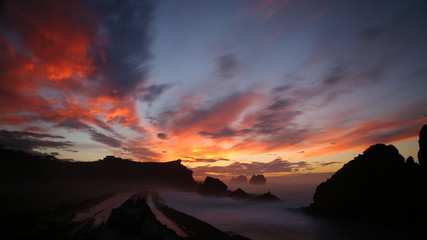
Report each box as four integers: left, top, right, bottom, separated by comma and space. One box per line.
57, 118, 122, 148
199, 127, 253, 139
56, 118, 89, 130
216, 54, 239, 79
123, 143, 161, 161
87, 129, 121, 148
167, 92, 255, 133
192, 158, 309, 175
272, 83, 293, 93
182, 157, 230, 163
267, 99, 291, 110
318, 161, 340, 166
359, 27, 385, 44
139, 84, 173, 103
157, 133, 168, 139
0, 129, 74, 153
253, 110, 301, 135
89, 0, 154, 97
322, 65, 346, 85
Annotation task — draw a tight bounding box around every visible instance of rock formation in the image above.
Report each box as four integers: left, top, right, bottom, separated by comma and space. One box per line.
307, 140, 427, 225
0, 150, 197, 190
229, 188, 251, 198
230, 175, 247, 184
252, 191, 280, 202
198, 177, 229, 196
97, 193, 181, 240
249, 174, 266, 185
198, 177, 281, 201
418, 124, 427, 166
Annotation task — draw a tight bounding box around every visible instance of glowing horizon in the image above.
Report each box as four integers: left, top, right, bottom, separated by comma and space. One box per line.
1, 0, 426, 178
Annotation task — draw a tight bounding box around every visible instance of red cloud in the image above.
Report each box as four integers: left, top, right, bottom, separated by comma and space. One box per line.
0, 0, 145, 133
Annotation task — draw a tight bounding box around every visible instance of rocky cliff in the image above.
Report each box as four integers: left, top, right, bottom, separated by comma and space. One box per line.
0, 150, 196, 189
307, 125, 427, 226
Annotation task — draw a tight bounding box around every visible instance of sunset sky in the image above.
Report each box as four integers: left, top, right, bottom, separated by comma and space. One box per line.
1, 0, 426, 178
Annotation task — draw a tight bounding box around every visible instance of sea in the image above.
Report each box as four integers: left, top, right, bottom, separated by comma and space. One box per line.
157, 174, 423, 240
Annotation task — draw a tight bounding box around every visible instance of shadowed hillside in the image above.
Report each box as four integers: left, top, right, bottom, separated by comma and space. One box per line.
0, 150, 196, 189
307, 125, 427, 227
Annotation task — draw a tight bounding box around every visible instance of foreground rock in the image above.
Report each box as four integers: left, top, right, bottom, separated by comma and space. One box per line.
1, 191, 252, 240
249, 175, 266, 185
94, 192, 181, 240
307, 140, 427, 225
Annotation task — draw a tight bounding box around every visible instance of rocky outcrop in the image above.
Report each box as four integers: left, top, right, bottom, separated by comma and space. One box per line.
0, 150, 197, 190
76, 192, 251, 240
229, 188, 251, 198
307, 142, 427, 225
230, 175, 247, 184
228, 188, 280, 201
96, 193, 181, 240
252, 191, 280, 202
418, 125, 427, 166
249, 175, 266, 185
198, 177, 281, 201
198, 177, 229, 196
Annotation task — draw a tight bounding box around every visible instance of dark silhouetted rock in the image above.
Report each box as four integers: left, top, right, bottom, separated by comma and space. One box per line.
229, 188, 250, 198
406, 156, 416, 166
249, 174, 266, 185
307, 142, 427, 226
0, 149, 197, 190
198, 177, 229, 196
418, 124, 427, 166
230, 175, 247, 184
252, 191, 280, 202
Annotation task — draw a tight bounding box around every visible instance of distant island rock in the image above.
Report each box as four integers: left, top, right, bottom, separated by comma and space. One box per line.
249, 174, 266, 185
198, 177, 229, 196
307, 125, 427, 226
252, 191, 280, 202
228, 188, 280, 202
198, 177, 280, 201
229, 188, 251, 198
230, 175, 247, 184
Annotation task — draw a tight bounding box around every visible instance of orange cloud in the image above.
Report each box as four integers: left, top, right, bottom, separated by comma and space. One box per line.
0, 0, 144, 133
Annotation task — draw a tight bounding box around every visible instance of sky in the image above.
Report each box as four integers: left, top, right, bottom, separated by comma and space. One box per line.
1, 0, 427, 178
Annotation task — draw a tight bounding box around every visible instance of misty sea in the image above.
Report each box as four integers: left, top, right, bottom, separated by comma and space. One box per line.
158, 179, 423, 240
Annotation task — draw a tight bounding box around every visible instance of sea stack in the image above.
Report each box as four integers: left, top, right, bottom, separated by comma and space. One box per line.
198, 177, 229, 196
230, 175, 247, 184
249, 174, 266, 185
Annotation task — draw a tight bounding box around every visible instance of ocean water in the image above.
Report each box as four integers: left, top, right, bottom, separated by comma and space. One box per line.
158, 179, 422, 240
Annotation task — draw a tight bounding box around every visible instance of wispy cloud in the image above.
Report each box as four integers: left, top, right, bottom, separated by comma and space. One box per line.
192, 158, 309, 176
0, 129, 74, 154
